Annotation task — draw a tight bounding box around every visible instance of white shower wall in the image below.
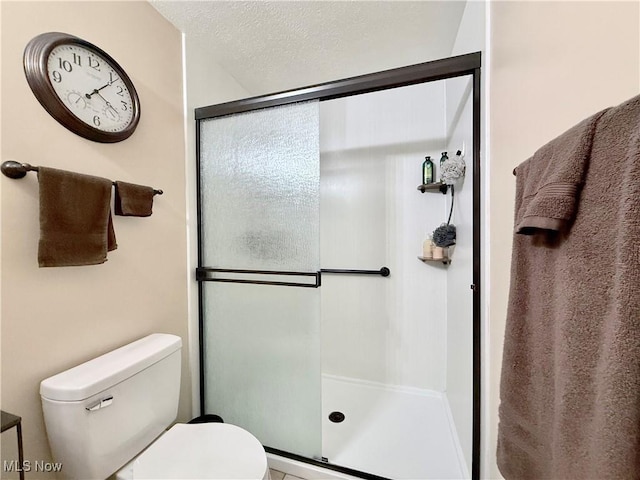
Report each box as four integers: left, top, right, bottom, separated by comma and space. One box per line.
319, 82, 450, 391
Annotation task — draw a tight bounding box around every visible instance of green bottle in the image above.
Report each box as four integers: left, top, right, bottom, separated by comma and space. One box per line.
422, 156, 434, 184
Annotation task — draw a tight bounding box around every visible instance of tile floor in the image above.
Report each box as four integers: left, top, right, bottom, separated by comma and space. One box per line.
270, 469, 305, 480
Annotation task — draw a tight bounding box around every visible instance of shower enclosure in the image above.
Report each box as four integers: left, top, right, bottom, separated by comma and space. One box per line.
196, 53, 481, 480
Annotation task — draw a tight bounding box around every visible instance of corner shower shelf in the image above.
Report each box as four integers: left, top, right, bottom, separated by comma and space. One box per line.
417, 182, 448, 194
418, 255, 451, 265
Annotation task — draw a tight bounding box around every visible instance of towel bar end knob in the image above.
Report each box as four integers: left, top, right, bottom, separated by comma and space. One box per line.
1, 161, 28, 179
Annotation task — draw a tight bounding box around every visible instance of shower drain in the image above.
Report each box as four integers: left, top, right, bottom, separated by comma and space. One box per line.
328, 411, 345, 423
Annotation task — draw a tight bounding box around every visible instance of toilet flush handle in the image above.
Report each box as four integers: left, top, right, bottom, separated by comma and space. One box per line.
85, 396, 114, 412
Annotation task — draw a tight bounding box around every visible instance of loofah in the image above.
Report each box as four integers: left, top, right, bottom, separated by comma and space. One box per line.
441, 155, 466, 185
432, 223, 456, 247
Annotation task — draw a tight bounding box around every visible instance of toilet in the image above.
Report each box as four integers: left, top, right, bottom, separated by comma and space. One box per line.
40, 333, 270, 480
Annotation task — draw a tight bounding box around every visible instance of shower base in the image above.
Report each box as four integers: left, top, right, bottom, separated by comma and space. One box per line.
321, 375, 468, 479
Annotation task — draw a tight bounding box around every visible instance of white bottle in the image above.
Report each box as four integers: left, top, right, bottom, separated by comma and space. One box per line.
422, 235, 433, 259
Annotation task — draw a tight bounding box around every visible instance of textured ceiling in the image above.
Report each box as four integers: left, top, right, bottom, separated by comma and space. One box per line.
150, 1, 467, 95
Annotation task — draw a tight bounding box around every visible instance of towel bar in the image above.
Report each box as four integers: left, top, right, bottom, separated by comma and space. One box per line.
321, 267, 390, 277
196, 266, 390, 288
196, 267, 321, 288
1, 160, 163, 195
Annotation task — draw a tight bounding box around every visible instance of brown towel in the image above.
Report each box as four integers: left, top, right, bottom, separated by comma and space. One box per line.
114, 181, 154, 217
514, 107, 608, 234
498, 94, 640, 479
38, 167, 117, 267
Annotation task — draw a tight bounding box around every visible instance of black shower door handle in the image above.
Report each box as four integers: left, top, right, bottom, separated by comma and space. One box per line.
196, 267, 321, 288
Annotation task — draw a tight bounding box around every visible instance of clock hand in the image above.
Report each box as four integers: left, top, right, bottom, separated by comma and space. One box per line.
90, 90, 120, 121
98, 76, 119, 91
86, 89, 118, 111
84, 77, 120, 99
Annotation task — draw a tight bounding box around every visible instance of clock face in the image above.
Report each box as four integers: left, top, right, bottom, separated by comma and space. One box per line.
24, 32, 140, 143
47, 44, 135, 133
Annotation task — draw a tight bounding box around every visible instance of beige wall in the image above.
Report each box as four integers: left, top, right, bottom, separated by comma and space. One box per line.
3, 1, 638, 478
486, 2, 639, 478
0, 1, 189, 476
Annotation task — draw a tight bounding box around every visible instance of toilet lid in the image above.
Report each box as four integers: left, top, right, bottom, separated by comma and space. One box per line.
130, 423, 268, 479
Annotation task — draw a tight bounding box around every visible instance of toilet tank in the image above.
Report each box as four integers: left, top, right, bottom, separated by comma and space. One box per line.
40, 334, 182, 480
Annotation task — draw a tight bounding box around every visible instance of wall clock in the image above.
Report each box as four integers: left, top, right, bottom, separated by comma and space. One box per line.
23, 32, 140, 143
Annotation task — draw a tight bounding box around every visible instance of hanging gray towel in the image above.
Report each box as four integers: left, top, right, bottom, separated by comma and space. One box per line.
37, 167, 116, 267
514, 107, 608, 234
497, 94, 640, 479
114, 181, 154, 217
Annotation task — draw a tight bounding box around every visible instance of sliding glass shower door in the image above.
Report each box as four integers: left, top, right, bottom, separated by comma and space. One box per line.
197, 101, 321, 458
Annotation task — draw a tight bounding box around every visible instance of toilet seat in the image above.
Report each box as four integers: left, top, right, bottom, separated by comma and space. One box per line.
116, 423, 269, 480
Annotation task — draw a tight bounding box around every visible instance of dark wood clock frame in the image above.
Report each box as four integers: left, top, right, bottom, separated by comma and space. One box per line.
23, 32, 140, 143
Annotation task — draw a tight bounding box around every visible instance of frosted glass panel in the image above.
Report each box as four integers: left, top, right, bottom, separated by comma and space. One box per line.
199, 101, 320, 271
203, 282, 321, 457
199, 101, 321, 458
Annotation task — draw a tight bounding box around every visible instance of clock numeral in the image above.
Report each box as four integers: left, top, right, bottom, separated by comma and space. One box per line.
52, 71, 62, 83
58, 58, 72, 73
72, 53, 82, 66
93, 115, 101, 127
116, 86, 124, 96
121, 101, 128, 111
88, 57, 100, 71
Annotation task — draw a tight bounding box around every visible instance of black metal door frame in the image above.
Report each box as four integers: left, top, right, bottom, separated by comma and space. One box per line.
195, 51, 482, 480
